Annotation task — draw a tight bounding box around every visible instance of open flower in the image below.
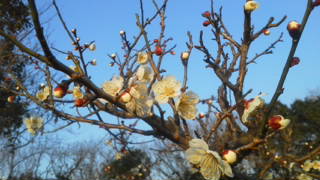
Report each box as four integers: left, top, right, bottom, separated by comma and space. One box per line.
24, 116, 43, 135
136, 65, 154, 83
176, 91, 199, 120
313, 160, 320, 170
102, 76, 124, 97
185, 139, 233, 180
137, 52, 149, 64
244, 1, 259, 12
242, 94, 265, 123
36, 86, 50, 101
73, 86, 84, 99
297, 173, 313, 180
152, 76, 181, 104
125, 83, 153, 117
302, 160, 314, 172
268, 115, 290, 130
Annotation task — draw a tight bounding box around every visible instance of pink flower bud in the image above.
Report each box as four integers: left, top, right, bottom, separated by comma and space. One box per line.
268, 115, 290, 130
287, 21, 301, 39
7, 96, 16, 103
202, 20, 211, 27
202, 11, 211, 18
54, 86, 67, 98
263, 29, 271, 36
290, 57, 300, 67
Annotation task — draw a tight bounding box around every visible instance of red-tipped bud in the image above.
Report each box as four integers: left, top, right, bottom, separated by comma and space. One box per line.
202, 11, 211, 18
268, 115, 290, 130
54, 86, 67, 98
202, 20, 211, 27
154, 46, 164, 56
263, 29, 271, 36
7, 96, 16, 103
313, 0, 320, 6
199, 113, 205, 119
75, 98, 88, 107
170, 51, 176, 55
223, 150, 237, 164
290, 57, 300, 67
287, 21, 301, 39
153, 39, 159, 43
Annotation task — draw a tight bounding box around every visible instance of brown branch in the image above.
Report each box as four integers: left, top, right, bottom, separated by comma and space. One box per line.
260, 0, 314, 137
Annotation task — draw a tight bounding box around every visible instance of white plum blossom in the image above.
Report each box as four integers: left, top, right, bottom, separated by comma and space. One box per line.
36, 86, 50, 101
136, 65, 154, 83
73, 86, 84, 100
176, 91, 199, 120
24, 116, 44, 135
102, 76, 124, 97
137, 52, 149, 64
185, 139, 233, 180
152, 76, 181, 104
242, 94, 265, 123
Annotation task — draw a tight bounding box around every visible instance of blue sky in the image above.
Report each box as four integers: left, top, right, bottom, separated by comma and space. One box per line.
37, 0, 320, 141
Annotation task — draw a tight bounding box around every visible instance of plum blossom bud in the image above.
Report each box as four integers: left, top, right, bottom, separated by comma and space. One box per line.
75, 98, 88, 107
88, 43, 96, 51
268, 115, 290, 130
111, 53, 116, 59
202, 11, 211, 18
223, 150, 237, 164
263, 29, 271, 36
54, 86, 67, 98
313, 0, 320, 7
287, 21, 301, 39
244, 1, 259, 12
119, 30, 125, 36
202, 20, 211, 27
154, 46, 163, 56
76, 37, 80, 42
71, 29, 77, 34
90, 59, 97, 66
199, 113, 205, 119
181, 51, 190, 61
119, 92, 132, 103
40, 83, 46, 88
290, 57, 300, 67
7, 96, 16, 103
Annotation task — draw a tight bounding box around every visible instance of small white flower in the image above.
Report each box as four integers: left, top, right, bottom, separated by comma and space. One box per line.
125, 83, 153, 117
24, 116, 44, 135
303, 160, 314, 172
313, 160, 320, 170
244, 1, 259, 12
297, 173, 313, 180
36, 86, 50, 101
242, 94, 265, 123
137, 52, 149, 64
185, 139, 233, 180
176, 91, 199, 120
152, 76, 181, 104
73, 86, 84, 100
111, 53, 116, 59
88, 43, 96, 51
135, 65, 154, 83
102, 76, 124, 97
